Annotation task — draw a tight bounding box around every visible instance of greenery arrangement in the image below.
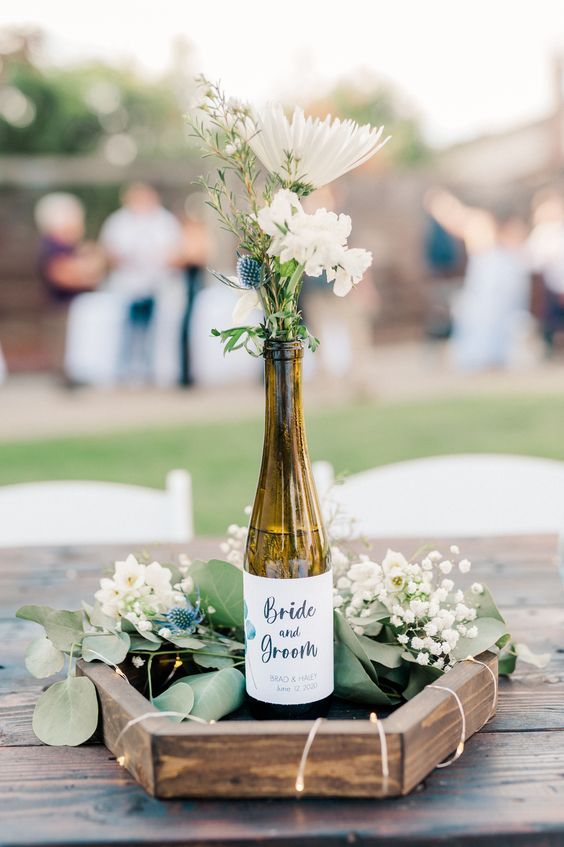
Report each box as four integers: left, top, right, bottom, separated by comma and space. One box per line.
17, 509, 549, 746
186, 77, 389, 354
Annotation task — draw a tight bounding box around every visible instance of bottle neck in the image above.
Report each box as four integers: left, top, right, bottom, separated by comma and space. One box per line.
263, 341, 306, 457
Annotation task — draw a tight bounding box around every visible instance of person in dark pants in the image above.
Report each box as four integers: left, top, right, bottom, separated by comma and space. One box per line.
174, 199, 212, 386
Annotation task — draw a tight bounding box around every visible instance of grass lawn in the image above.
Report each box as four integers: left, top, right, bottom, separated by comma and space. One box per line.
1, 393, 563, 534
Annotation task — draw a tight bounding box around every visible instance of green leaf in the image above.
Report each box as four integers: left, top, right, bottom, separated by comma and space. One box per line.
466, 584, 506, 623
358, 636, 405, 669
403, 663, 443, 700
88, 603, 119, 632
82, 632, 130, 664
129, 636, 162, 652
179, 668, 245, 721
25, 636, 65, 679
32, 677, 98, 746
193, 644, 234, 670
167, 635, 205, 650
17, 605, 85, 651
188, 559, 243, 630
452, 617, 509, 661
498, 643, 517, 676
334, 639, 394, 705
153, 681, 195, 722
131, 623, 161, 644
515, 643, 551, 668
333, 611, 379, 683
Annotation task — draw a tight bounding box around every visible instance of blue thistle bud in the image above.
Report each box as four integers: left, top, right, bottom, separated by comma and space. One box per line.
166, 602, 204, 634
237, 255, 262, 288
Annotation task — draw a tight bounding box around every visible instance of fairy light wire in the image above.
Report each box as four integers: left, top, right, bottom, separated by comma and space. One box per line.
369, 712, 389, 794
463, 655, 498, 723
431, 684, 466, 768
295, 717, 324, 794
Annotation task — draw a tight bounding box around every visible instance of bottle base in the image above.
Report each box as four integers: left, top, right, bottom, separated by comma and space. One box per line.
247, 692, 333, 720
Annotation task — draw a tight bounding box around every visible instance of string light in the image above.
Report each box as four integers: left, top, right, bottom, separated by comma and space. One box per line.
369, 712, 389, 794
430, 684, 466, 767
295, 717, 324, 794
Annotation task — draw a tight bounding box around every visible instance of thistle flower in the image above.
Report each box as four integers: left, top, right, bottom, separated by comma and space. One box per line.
166, 601, 204, 635
248, 103, 390, 190
236, 255, 262, 288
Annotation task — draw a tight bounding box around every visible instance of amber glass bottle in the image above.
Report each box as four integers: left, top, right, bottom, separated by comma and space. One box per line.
244, 339, 333, 719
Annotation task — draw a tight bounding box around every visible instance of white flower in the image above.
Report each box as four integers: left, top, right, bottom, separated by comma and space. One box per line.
232, 288, 261, 324
471, 582, 484, 595
248, 103, 389, 189
137, 620, 152, 633
406, 581, 418, 595
403, 610, 415, 624
441, 578, 454, 592
144, 561, 172, 594
421, 557, 433, 571
257, 188, 301, 235
382, 549, 409, 575
450, 545, 460, 555
327, 247, 373, 297
416, 652, 430, 666
113, 555, 146, 591
466, 626, 478, 639
348, 561, 382, 584
384, 570, 406, 594
180, 576, 194, 594
459, 558, 471, 573
337, 576, 352, 590
158, 627, 171, 638
428, 551, 442, 562
434, 657, 445, 669
439, 560, 453, 574
440, 641, 451, 655
397, 634, 409, 645
333, 595, 344, 608
411, 636, 425, 650
424, 622, 438, 637
132, 656, 145, 668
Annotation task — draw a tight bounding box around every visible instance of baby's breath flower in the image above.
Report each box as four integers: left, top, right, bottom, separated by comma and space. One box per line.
450, 545, 460, 555
458, 558, 471, 573
397, 634, 409, 645
471, 582, 484, 595
439, 560, 453, 574
416, 652, 430, 665
132, 656, 145, 668
466, 625, 478, 638
411, 636, 425, 650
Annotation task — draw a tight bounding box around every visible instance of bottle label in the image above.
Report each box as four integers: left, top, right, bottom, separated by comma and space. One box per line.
243, 570, 334, 705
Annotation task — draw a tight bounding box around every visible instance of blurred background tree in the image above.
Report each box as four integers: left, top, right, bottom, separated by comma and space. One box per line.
0, 27, 190, 158
308, 70, 429, 168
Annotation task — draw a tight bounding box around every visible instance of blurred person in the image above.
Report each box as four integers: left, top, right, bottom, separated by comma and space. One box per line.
527, 189, 564, 356
423, 189, 465, 340
35, 192, 104, 374
172, 193, 213, 386
100, 183, 185, 386
426, 189, 530, 371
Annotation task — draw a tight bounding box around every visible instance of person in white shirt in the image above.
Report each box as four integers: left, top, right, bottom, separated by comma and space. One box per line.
100, 183, 185, 385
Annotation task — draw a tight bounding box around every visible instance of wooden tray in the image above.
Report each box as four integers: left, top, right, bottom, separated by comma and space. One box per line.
78, 651, 498, 798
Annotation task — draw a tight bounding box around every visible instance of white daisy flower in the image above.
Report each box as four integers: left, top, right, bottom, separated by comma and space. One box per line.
248, 103, 389, 189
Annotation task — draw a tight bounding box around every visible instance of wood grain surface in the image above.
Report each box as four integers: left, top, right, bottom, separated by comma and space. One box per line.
1, 535, 563, 845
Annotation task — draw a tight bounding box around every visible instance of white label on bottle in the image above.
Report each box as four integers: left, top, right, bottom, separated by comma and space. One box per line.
243, 570, 334, 705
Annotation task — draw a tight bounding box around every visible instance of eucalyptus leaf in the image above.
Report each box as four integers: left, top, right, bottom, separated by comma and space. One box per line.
168, 635, 205, 650
403, 663, 443, 700
358, 636, 405, 669
82, 632, 130, 664
334, 640, 394, 705
129, 635, 162, 652
193, 644, 234, 670
25, 636, 65, 679
466, 584, 505, 623
188, 559, 243, 630
88, 603, 119, 632
32, 676, 98, 746
452, 616, 509, 661
153, 681, 195, 722
515, 642, 551, 668
178, 668, 245, 721
132, 623, 161, 644
333, 611, 379, 684
17, 605, 85, 651
498, 643, 517, 676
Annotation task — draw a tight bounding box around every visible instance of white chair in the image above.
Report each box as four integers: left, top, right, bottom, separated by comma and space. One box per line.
313, 455, 564, 538
0, 470, 193, 547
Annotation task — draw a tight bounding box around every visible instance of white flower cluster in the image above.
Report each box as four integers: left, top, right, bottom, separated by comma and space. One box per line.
257, 189, 372, 297
94, 554, 192, 631
334, 546, 483, 669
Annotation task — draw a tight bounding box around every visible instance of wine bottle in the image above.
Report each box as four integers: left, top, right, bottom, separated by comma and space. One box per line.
244, 339, 333, 719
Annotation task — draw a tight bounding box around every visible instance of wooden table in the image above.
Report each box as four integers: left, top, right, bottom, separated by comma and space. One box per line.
1, 535, 564, 846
